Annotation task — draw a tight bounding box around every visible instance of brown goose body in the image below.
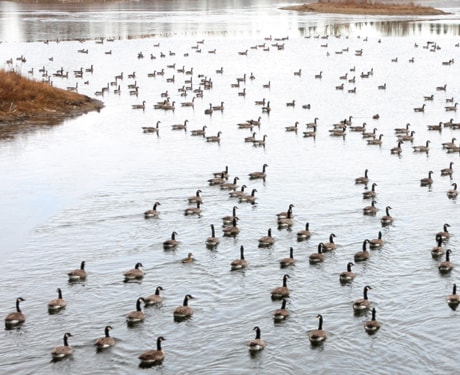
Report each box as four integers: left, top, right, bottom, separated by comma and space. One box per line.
447, 283, 460, 308
248, 326, 265, 351
273, 299, 289, 321
364, 308, 381, 334
51, 332, 73, 359
139, 336, 166, 365
363, 200, 378, 216
353, 285, 372, 311
271, 274, 290, 299
380, 206, 393, 226
144, 286, 164, 306
309, 243, 325, 264
369, 231, 384, 249
447, 183, 458, 199
297, 222, 311, 241
309, 314, 327, 345
5, 297, 25, 328
279, 247, 295, 267
354, 240, 370, 262
188, 190, 202, 204
95, 326, 115, 349
68, 260, 87, 282
124, 262, 144, 281
48, 288, 66, 312
431, 235, 445, 258
355, 169, 369, 184
438, 249, 453, 274
174, 294, 194, 319
222, 206, 238, 224
323, 233, 337, 251
127, 297, 145, 324
231, 245, 248, 270
223, 217, 240, 237
362, 183, 377, 199
144, 202, 161, 218
249, 163, 268, 179
436, 223, 451, 241
163, 231, 179, 249
206, 224, 220, 248
339, 262, 355, 283
258, 228, 274, 248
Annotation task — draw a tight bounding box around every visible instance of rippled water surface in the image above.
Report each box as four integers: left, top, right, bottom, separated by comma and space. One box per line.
1, 1, 460, 374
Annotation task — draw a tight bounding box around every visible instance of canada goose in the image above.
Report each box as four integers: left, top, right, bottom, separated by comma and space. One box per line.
339, 262, 355, 283
354, 240, 370, 262
309, 314, 327, 345
48, 288, 66, 313
258, 228, 274, 248
229, 185, 247, 199
279, 247, 295, 267
427, 122, 443, 131
362, 127, 377, 139
253, 134, 267, 147
447, 183, 458, 199
248, 326, 265, 351
142, 121, 161, 133
390, 141, 404, 155
431, 235, 445, 258
442, 138, 457, 150
380, 206, 393, 226
363, 200, 378, 216
413, 140, 431, 153
248, 116, 262, 126
447, 283, 460, 308
362, 183, 377, 199
285, 121, 298, 132
367, 134, 383, 145
181, 97, 195, 107
220, 177, 239, 190
208, 172, 226, 186
445, 102, 458, 112
323, 233, 337, 251
144, 202, 160, 218
369, 231, 384, 249
240, 188, 258, 204
174, 294, 194, 319
261, 101, 271, 113
438, 249, 453, 274
206, 131, 222, 143
171, 119, 188, 130
420, 171, 434, 186
204, 103, 213, 115
294, 68, 302, 76
124, 262, 144, 281
181, 252, 194, 263
329, 127, 346, 137
184, 201, 201, 216
249, 164, 268, 179
398, 130, 415, 142
163, 231, 179, 250
441, 162, 454, 176
309, 243, 325, 264
303, 125, 317, 138
68, 260, 87, 282
213, 101, 224, 111
377, 83, 386, 90
127, 297, 145, 324
5, 297, 25, 328
188, 190, 202, 204
424, 94, 434, 101
413, 104, 425, 112
206, 224, 219, 248
223, 217, 240, 237
273, 299, 289, 321
139, 336, 166, 365
394, 123, 410, 134
190, 125, 207, 136
277, 208, 294, 228
271, 274, 290, 299
222, 206, 238, 224
315, 71, 323, 79
244, 132, 257, 143
263, 81, 271, 89
255, 98, 266, 106
51, 332, 73, 359
144, 286, 164, 306
355, 169, 369, 184
297, 222, 311, 241
231, 245, 248, 270
306, 117, 319, 128
276, 204, 294, 220
436, 223, 451, 241
95, 326, 115, 349
350, 122, 366, 132
132, 100, 146, 110
364, 308, 381, 334
353, 285, 372, 311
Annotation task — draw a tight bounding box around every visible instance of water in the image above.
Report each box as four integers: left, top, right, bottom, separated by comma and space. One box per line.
1, 1, 460, 374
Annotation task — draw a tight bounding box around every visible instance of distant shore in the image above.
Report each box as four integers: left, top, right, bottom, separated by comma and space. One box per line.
281, 2, 447, 16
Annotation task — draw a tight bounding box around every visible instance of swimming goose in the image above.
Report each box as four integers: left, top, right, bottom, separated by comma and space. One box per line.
222, 206, 238, 224
436, 223, 451, 241
394, 123, 410, 134
139, 336, 166, 365
427, 122, 443, 131
68, 260, 87, 282
181, 252, 194, 263
124, 262, 144, 281
255, 98, 266, 106
353, 285, 372, 311
362, 183, 377, 199
190, 125, 207, 136
431, 235, 445, 258
277, 204, 294, 220
309, 243, 325, 264
442, 138, 457, 150
363, 200, 378, 215
258, 228, 274, 248
277, 209, 294, 228
447, 183, 458, 199
223, 217, 240, 237
220, 177, 239, 190
306, 117, 319, 128
142, 121, 161, 133
447, 283, 460, 308
204, 103, 213, 115
51, 332, 73, 359
362, 127, 378, 139
5, 297, 25, 328
367, 134, 383, 145
171, 119, 188, 130
339, 262, 355, 283
181, 97, 195, 107
303, 125, 317, 138
249, 164, 268, 179
244, 132, 257, 143
390, 140, 404, 155
413, 140, 431, 153
248, 116, 262, 126
206, 131, 222, 143
354, 240, 370, 262
297, 222, 311, 241
253, 134, 267, 147
174, 294, 194, 319
279, 247, 295, 267
163, 231, 179, 249
206, 224, 220, 248
184, 201, 201, 216
271, 274, 290, 299
127, 297, 145, 324
355, 169, 369, 184
364, 308, 381, 334
420, 171, 434, 186
273, 299, 289, 321
208, 172, 226, 186
413, 103, 425, 112
369, 231, 384, 249
323, 233, 337, 251
95, 326, 115, 349
309, 314, 327, 345
380, 206, 393, 226
285, 121, 299, 132
445, 102, 458, 112
48, 288, 66, 313
438, 249, 453, 274
144, 286, 164, 306
261, 101, 271, 113
144, 202, 160, 218
188, 190, 202, 204
132, 100, 146, 110
397, 130, 415, 142
441, 162, 454, 176
350, 122, 366, 132
248, 326, 265, 351
213, 165, 229, 178
213, 101, 224, 111
239, 188, 257, 204
229, 185, 247, 198
231, 245, 248, 270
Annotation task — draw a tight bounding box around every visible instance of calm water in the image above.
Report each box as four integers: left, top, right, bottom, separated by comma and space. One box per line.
1, 1, 460, 374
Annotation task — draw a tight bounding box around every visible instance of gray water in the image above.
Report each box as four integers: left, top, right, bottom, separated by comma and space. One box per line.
1, 1, 460, 374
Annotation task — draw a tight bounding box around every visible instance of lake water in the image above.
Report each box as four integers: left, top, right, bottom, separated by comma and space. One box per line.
1, 1, 460, 374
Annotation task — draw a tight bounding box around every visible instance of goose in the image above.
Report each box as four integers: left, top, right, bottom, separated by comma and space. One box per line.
144, 286, 164, 306
285, 121, 299, 132
420, 171, 434, 186
413, 104, 425, 112
303, 125, 317, 138
171, 119, 188, 130
362, 183, 377, 199
124, 262, 144, 281
394, 123, 410, 134
181, 97, 195, 107
447, 283, 460, 308
442, 138, 457, 150
367, 134, 383, 145
184, 201, 201, 216
350, 122, 366, 132
424, 94, 434, 101
445, 102, 458, 112
279, 247, 295, 267
173, 294, 194, 319
48, 288, 66, 313
309, 314, 327, 345
51, 332, 73, 359
238, 88, 246, 97
353, 285, 372, 311
339, 262, 355, 283
354, 240, 370, 262
144, 202, 160, 218
204, 103, 213, 115
222, 206, 238, 224
95, 326, 115, 349
431, 235, 445, 258
297, 222, 311, 241
231, 245, 248, 270
436, 223, 451, 241
427, 122, 443, 131
271, 274, 290, 299
369, 231, 384, 249
315, 71, 323, 79
364, 308, 381, 334
229, 185, 247, 199
277, 209, 294, 228
258, 228, 274, 248
212, 101, 224, 111
181, 252, 194, 263
255, 98, 266, 106
220, 176, 239, 190
132, 100, 146, 110
190, 126, 207, 136
306, 117, 319, 128
188, 190, 202, 204
390, 141, 404, 155
448, 183, 458, 199
329, 127, 347, 137
277, 204, 294, 220
237, 122, 257, 130
323, 233, 337, 251
397, 130, 415, 142
355, 169, 369, 184
127, 297, 145, 324
5, 297, 25, 328
413, 140, 431, 153
294, 68, 302, 76
206, 131, 222, 143
363, 200, 378, 215
142, 121, 161, 133
239, 188, 257, 204
263, 81, 271, 89
223, 217, 240, 237
244, 132, 257, 143
273, 299, 289, 321
380, 206, 393, 226
441, 162, 454, 176
438, 249, 453, 274
253, 134, 267, 147
248, 116, 262, 126
206, 224, 220, 248
139, 336, 166, 365
286, 100, 295, 107
261, 101, 271, 113
249, 164, 268, 179
163, 231, 179, 250
208, 172, 226, 186
362, 127, 378, 139
248, 326, 265, 351
68, 260, 87, 282
309, 243, 325, 264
